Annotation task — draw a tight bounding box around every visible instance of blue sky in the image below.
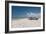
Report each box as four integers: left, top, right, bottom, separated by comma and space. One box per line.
12, 6, 41, 18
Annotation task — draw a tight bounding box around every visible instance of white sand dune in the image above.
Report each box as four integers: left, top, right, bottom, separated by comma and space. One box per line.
11, 18, 41, 28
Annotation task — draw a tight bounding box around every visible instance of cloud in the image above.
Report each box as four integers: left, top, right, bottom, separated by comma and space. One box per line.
26, 12, 41, 18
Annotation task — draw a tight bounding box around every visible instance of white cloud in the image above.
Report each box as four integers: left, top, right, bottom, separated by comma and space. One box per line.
26, 12, 41, 18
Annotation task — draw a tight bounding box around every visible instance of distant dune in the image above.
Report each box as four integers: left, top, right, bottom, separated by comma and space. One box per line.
11, 18, 41, 28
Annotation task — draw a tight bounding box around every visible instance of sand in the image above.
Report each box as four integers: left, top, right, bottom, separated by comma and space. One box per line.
11, 18, 41, 28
